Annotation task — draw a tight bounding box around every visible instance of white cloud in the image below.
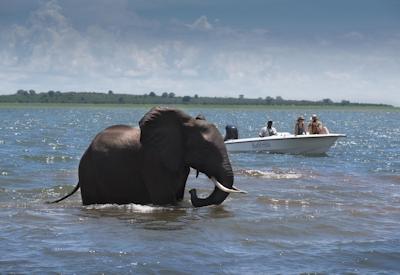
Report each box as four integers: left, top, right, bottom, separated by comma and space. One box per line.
188, 16, 214, 31
30, 0, 68, 30
324, 71, 351, 81
212, 51, 274, 81
343, 31, 364, 40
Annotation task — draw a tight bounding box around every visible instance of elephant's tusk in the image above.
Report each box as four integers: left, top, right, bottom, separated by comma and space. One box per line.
211, 177, 247, 194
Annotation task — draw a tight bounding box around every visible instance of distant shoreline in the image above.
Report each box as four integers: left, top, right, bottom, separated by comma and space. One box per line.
0, 102, 397, 112
0, 91, 394, 108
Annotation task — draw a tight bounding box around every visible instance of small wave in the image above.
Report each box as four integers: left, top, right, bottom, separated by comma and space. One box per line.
257, 196, 310, 207
47, 142, 68, 150
46, 185, 74, 198
378, 174, 400, 184
22, 154, 74, 163
236, 169, 303, 179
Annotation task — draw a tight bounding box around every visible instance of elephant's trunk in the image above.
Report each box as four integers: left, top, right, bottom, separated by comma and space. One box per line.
189, 163, 234, 207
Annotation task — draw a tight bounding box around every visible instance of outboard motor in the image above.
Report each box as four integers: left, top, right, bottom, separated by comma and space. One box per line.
224, 125, 239, 141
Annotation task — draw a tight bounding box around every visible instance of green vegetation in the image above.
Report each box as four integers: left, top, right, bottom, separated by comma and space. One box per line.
0, 89, 393, 108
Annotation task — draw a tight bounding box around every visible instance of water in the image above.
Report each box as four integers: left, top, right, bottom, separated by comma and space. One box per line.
0, 105, 399, 274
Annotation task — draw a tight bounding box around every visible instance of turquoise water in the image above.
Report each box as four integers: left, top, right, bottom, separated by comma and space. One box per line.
0, 106, 399, 274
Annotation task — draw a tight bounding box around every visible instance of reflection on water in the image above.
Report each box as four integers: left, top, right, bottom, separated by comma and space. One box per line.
0, 106, 399, 274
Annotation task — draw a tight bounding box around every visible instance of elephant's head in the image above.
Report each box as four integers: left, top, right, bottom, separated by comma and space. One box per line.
139, 107, 245, 207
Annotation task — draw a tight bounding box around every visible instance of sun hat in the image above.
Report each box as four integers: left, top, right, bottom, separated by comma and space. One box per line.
297, 116, 304, 121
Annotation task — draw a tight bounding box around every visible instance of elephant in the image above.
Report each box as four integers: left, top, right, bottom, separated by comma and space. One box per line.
51, 106, 245, 207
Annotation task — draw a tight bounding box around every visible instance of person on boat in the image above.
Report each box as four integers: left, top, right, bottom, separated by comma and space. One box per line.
195, 114, 206, 120
294, 116, 306, 135
259, 120, 277, 137
308, 114, 323, 134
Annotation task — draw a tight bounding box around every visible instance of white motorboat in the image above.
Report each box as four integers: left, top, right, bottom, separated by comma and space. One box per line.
224, 133, 346, 154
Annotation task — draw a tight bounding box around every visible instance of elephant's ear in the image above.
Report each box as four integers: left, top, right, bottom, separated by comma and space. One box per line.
139, 107, 191, 172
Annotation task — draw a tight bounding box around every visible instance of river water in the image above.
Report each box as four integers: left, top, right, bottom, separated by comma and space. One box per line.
0, 105, 399, 274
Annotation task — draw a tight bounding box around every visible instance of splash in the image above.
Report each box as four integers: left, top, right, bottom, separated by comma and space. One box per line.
236, 169, 303, 179
84, 203, 175, 213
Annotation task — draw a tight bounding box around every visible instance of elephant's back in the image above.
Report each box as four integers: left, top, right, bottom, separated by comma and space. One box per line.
91, 125, 141, 152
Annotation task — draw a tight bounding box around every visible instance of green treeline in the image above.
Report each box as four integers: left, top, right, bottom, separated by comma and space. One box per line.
0, 89, 393, 107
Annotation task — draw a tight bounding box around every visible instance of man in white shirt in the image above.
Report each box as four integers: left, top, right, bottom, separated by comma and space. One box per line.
259, 120, 277, 137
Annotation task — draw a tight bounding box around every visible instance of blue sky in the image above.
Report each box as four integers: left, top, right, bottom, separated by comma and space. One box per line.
0, 0, 399, 105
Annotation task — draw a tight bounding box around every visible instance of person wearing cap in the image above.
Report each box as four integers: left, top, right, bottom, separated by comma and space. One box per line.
308, 114, 323, 134
294, 116, 306, 135
195, 114, 206, 120
259, 120, 277, 137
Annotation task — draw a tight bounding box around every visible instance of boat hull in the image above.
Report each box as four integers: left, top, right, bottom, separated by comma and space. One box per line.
224, 134, 346, 154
